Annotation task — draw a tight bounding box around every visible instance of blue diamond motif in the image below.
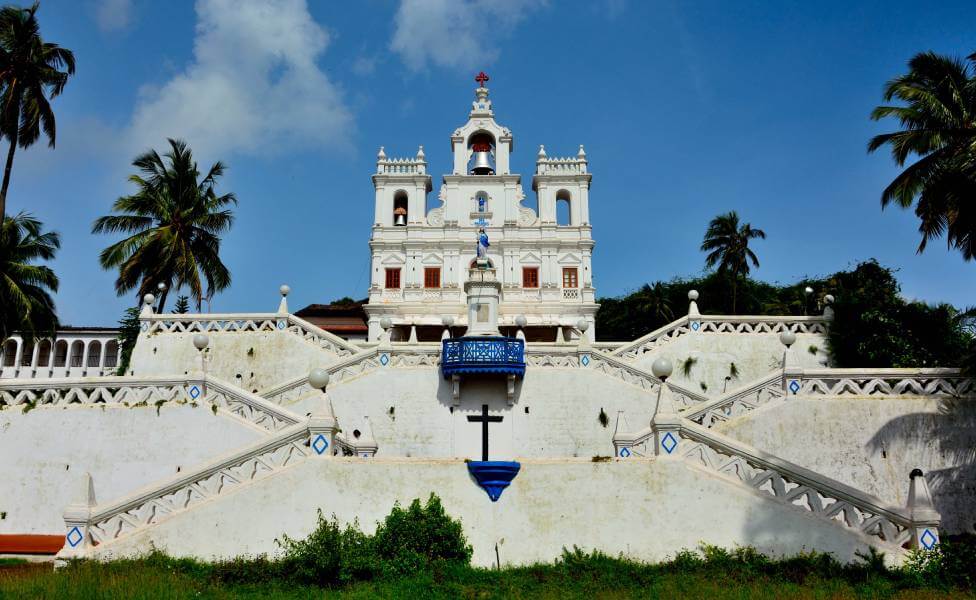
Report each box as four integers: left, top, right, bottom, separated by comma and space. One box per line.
691, 321, 700, 331
581, 355, 590, 367
188, 385, 201, 400
661, 432, 678, 454
379, 353, 389, 366
789, 380, 800, 394
619, 447, 631, 458
66, 526, 83, 548
920, 528, 937, 550
277, 320, 286, 330
311, 434, 329, 455
140, 322, 149, 332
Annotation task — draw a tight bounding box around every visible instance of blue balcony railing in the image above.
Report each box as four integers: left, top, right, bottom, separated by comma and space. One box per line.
441, 336, 525, 378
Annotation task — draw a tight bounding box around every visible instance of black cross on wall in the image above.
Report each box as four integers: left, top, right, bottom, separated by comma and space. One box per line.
467, 404, 503, 461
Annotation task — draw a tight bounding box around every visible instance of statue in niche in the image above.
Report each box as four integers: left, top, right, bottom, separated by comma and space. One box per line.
476, 228, 490, 261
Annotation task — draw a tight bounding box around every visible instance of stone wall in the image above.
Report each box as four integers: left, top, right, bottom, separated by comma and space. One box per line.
0, 405, 262, 534
87, 458, 890, 566
718, 396, 976, 534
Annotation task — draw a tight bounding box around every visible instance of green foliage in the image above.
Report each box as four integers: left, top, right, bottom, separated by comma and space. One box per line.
597, 407, 608, 427
826, 260, 970, 367
902, 535, 976, 589
700, 211, 766, 312
0, 212, 59, 342
728, 362, 739, 380
92, 138, 237, 311
868, 51, 976, 261
172, 295, 190, 314
596, 260, 973, 368
0, 2, 75, 219
115, 306, 141, 375
6, 542, 975, 598
680, 356, 697, 377
277, 511, 376, 585
372, 494, 473, 578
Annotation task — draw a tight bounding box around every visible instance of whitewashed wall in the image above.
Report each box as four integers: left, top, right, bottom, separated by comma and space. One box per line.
634, 333, 826, 394
129, 331, 341, 392
718, 396, 976, 534
0, 405, 262, 534
86, 458, 893, 566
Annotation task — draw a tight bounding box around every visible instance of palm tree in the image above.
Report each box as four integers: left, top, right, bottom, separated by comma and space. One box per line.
637, 282, 674, 327
92, 138, 236, 311
868, 51, 976, 260
0, 2, 75, 220
0, 212, 59, 342
700, 211, 766, 313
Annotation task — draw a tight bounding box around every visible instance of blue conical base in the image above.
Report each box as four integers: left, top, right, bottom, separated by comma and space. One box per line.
467, 461, 521, 502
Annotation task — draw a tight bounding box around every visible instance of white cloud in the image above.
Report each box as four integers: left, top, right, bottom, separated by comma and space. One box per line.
94, 0, 133, 32
124, 0, 353, 163
391, 0, 546, 71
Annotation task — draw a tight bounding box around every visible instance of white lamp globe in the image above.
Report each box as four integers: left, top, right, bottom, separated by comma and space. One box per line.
280, 284, 291, 296
824, 294, 835, 304
577, 319, 589, 332
143, 293, 155, 306
380, 317, 392, 330
441, 315, 455, 327
779, 331, 797, 348
515, 315, 527, 328
688, 289, 699, 301
651, 357, 673, 380
308, 368, 330, 390
192, 334, 209, 351
804, 286, 814, 295
157, 282, 167, 292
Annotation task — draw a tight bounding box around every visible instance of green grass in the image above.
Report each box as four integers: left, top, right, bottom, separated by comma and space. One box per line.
1, 549, 973, 600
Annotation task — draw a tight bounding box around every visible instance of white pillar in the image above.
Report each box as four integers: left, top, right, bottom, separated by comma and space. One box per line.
81, 342, 91, 375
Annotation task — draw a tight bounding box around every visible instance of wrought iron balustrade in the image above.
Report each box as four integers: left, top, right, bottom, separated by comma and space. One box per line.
441, 337, 525, 377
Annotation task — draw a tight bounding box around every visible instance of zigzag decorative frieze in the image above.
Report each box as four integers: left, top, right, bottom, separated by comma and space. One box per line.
142, 313, 359, 358
612, 316, 828, 361
0, 376, 300, 433
794, 370, 976, 397
678, 426, 913, 549
682, 373, 784, 427
87, 425, 310, 545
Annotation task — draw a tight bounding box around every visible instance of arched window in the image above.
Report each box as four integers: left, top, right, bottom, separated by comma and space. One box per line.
37, 340, 52, 367
87, 341, 102, 367
104, 341, 119, 368
467, 131, 495, 175
2, 340, 16, 366
69, 341, 84, 367
54, 340, 68, 367
393, 190, 408, 226
556, 190, 572, 226
20, 341, 34, 367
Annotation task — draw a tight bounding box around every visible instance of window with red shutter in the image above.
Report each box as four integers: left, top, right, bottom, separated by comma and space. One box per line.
522, 267, 539, 288
424, 267, 441, 288
385, 268, 401, 289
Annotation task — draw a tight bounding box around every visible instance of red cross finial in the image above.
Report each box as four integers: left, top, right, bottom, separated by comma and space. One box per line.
475, 71, 489, 87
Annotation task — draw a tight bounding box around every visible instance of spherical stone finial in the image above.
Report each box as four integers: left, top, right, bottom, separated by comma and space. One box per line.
824, 294, 835, 305
417, 145, 425, 159
577, 318, 589, 332
779, 330, 797, 348
379, 317, 392, 330
279, 284, 291, 297
577, 144, 586, 159
537, 145, 547, 158
441, 315, 455, 327
651, 357, 673, 380
804, 286, 814, 295
308, 368, 330, 390
377, 146, 386, 160
688, 289, 699, 301
143, 293, 155, 306
515, 315, 527, 328
192, 333, 209, 351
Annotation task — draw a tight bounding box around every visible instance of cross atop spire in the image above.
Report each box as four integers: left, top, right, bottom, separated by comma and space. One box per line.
475, 71, 490, 87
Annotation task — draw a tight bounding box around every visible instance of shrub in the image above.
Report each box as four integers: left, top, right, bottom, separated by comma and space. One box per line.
277, 511, 378, 586
373, 494, 473, 578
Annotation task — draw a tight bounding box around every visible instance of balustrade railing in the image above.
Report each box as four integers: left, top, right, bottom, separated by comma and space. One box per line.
441, 337, 525, 377
681, 373, 784, 427
786, 368, 976, 397
141, 313, 359, 357
612, 315, 828, 360
0, 375, 300, 432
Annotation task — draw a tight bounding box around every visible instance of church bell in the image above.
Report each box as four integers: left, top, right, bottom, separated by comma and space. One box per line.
470, 149, 494, 175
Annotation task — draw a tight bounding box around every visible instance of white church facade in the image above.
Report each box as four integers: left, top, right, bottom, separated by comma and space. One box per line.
0, 75, 969, 568
365, 73, 597, 343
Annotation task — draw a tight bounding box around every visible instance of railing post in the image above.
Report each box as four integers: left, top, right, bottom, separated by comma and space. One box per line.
687, 289, 700, 317
907, 468, 941, 550
822, 294, 835, 322
57, 472, 96, 562
307, 369, 336, 457
278, 284, 290, 314
650, 359, 681, 457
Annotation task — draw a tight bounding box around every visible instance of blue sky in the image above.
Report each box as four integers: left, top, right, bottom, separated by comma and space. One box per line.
10, 0, 975, 326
